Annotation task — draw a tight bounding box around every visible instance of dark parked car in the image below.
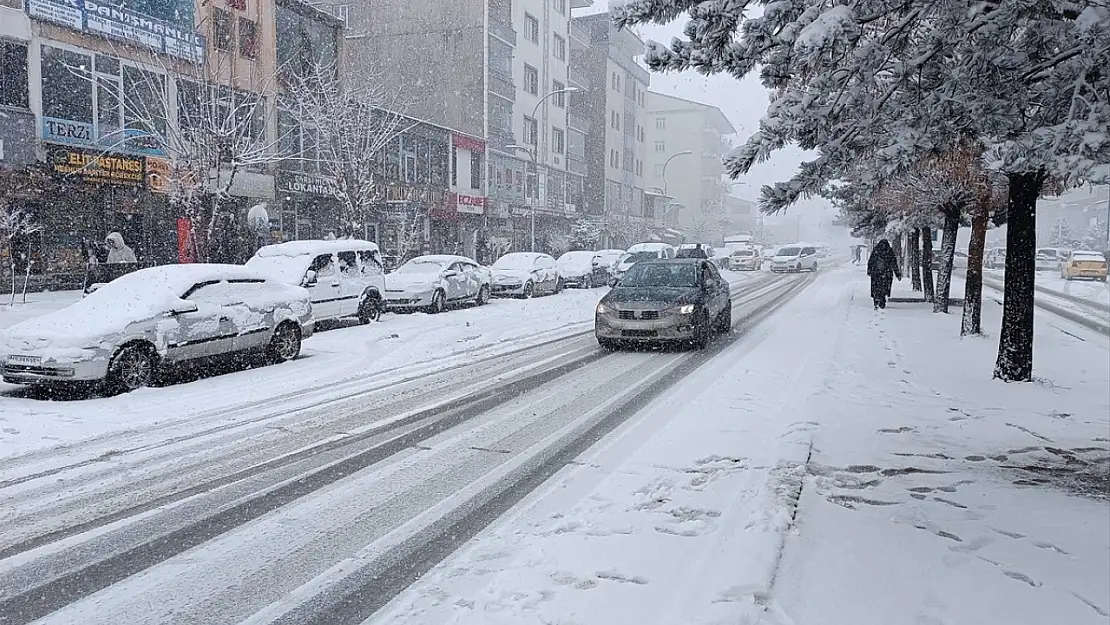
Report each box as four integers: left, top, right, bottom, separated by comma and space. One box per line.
595, 259, 732, 350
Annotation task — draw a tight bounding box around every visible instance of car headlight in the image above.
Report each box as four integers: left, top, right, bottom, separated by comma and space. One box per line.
678, 304, 696, 315
596, 303, 611, 314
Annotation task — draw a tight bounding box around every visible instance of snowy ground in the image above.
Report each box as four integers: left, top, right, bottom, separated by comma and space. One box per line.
984, 267, 1110, 308
367, 266, 1110, 625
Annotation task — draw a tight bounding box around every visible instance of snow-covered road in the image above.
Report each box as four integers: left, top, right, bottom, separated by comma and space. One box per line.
0, 268, 816, 625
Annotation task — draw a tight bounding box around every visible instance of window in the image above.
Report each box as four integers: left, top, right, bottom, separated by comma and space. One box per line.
239, 18, 259, 58
554, 0, 566, 14
636, 160, 643, 176
655, 164, 665, 176
0, 41, 29, 108
41, 45, 92, 124
524, 116, 538, 145
624, 112, 633, 135
213, 8, 234, 52
310, 254, 337, 279
330, 4, 350, 26
611, 111, 620, 130
471, 150, 482, 189
523, 63, 538, 95
655, 140, 666, 152
612, 71, 620, 91
552, 80, 566, 107
359, 250, 383, 275
524, 13, 539, 43
338, 251, 358, 277
553, 34, 566, 60
637, 126, 644, 142
656, 117, 666, 130
623, 148, 633, 171
552, 127, 564, 154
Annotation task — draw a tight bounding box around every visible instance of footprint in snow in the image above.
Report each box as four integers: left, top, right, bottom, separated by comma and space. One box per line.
596, 570, 648, 585
1003, 570, 1041, 587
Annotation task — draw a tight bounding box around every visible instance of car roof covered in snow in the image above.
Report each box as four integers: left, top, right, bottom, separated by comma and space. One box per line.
254, 239, 380, 258
406, 254, 479, 265
114, 264, 273, 294
1071, 250, 1106, 259
627, 242, 672, 252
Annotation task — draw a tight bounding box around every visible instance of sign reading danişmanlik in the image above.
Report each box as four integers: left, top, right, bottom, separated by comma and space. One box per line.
24, 0, 206, 63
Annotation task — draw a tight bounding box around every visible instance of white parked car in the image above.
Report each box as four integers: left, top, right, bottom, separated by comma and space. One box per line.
771, 245, 819, 273
0, 264, 313, 393
1035, 247, 1070, 271
614, 243, 676, 280
556, 251, 607, 289
592, 249, 626, 278
491, 252, 561, 298
384, 255, 492, 313
247, 239, 386, 324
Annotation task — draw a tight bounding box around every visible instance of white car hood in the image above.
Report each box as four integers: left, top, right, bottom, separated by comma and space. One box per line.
773, 255, 800, 262
386, 273, 440, 291
492, 268, 530, 282
557, 262, 591, 276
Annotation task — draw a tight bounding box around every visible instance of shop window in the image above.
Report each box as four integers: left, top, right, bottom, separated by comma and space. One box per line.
41, 45, 93, 123
470, 150, 482, 190
214, 9, 235, 52
239, 18, 259, 58
0, 40, 29, 109
123, 65, 167, 148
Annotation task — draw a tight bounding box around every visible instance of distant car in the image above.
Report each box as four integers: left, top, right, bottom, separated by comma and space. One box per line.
771, 245, 819, 273
1035, 247, 1071, 271
930, 249, 970, 271
592, 249, 626, 278
1060, 250, 1107, 281
984, 247, 1006, 269
247, 239, 386, 324
0, 265, 313, 393
614, 243, 675, 280
490, 252, 561, 298
676, 243, 714, 260
556, 251, 608, 289
384, 255, 491, 313
728, 248, 762, 271
595, 259, 732, 350
762, 247, 776, 263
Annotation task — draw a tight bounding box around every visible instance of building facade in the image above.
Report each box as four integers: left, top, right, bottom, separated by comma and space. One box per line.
569, 11, 652, 249
645, 92, 736, 246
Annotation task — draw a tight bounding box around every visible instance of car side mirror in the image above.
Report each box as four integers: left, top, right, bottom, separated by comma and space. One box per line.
168, 302, 199, 315
303, 270, 318, 286
608, 277, 620, 288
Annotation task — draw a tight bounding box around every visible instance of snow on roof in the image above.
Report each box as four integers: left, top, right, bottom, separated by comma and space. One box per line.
407, 254, 478, 265
255, 239, 380, 258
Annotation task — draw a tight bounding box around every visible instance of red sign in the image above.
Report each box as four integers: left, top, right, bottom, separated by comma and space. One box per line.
177, 218, 196, 263
452, 134, 486, 153
227, 0, 246, 10
456, 193, 486, 215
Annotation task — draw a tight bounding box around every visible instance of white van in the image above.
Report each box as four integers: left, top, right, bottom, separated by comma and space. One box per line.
613, 242, 676, 279
247, 240, 386, 324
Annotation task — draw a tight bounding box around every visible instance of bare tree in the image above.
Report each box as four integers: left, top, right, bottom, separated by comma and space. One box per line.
280, 59, 413, 238
0, 202, 43, 305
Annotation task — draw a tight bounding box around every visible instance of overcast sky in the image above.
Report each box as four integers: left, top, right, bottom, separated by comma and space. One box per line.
579, 1, 838, 233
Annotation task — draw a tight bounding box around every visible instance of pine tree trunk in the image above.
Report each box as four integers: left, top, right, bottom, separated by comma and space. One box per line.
909, 229, 922, 292
962, 207, 989, 336
994, 172, 1042, 382
920, 227, 935, 302
934, 207, 960, 314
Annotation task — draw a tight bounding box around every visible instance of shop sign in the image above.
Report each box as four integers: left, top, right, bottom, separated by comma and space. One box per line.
373, 183, 444, 205
452, 134, 486, 153
24, 0, 205, 63
277, 170, 341, 198
146, 157, 196, 193
49, 147, 144, 186
456, 193, 486, 215
42, 117, 166, 157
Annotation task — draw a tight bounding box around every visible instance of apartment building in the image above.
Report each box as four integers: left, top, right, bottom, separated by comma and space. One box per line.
569, 11, 652, 248
645, 92, 737, 246
340, 0, 588, 256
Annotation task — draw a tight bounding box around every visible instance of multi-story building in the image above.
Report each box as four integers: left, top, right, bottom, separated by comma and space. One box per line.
645, 92, 736, 245
569, 11, 652, 249
338, 0, 588, 258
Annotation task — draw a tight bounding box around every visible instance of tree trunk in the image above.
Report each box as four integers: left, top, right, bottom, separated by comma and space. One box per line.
994, 172, 1042, 382
920, 227, 935, 302
908, 229, 922, 292
934, 206, 960, 314
962, 207, 989, 336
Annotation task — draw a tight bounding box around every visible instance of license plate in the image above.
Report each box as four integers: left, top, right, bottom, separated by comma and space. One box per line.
7, 355, 42, 365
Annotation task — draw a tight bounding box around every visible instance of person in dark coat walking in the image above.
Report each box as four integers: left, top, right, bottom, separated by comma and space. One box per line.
867, 239, 902, 309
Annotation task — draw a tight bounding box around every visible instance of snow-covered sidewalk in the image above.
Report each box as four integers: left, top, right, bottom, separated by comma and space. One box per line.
367, 265, 1110, 625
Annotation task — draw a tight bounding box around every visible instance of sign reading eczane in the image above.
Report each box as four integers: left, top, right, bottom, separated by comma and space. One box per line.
24, 0, 205, 63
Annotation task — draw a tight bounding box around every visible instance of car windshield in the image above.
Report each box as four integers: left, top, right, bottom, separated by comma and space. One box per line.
732, 250, 754, 257
778, 247, 801, 256
396, 260, 446, 274
625, 251, 660, 263
619, 263, 699, 288
493, 254, 537, 270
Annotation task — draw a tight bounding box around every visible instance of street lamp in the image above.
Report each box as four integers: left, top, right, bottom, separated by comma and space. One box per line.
660, 150, 692, 195
506, 86, 583, 252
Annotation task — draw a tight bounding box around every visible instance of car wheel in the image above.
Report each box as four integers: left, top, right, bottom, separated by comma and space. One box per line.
106, 343, 156, 394
693, 310, 711, 350
522, 281, 534, 299
428, 289, 447, 313
476, 284, 491, 305
716, 304, 732, 333
267, 322, 302, 363
357, 295, 381, 324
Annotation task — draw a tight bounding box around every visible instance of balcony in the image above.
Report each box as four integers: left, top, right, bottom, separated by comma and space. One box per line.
567, 112, 590, 132
570, 20, 592, 46
489, 125, 516, 152
489, 14, 516, 45
568, 66, 590, 90
488, 68, 515, 102
566, 154, 587, 176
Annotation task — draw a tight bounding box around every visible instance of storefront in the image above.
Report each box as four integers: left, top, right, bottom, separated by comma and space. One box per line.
372, 182, 446, 262
276, 169, 347, 241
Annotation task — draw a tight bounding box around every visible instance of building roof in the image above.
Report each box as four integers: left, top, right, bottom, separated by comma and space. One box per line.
646, 91, 737, 135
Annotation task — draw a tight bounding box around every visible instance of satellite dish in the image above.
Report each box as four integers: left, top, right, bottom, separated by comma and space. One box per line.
247, 203, 270, 233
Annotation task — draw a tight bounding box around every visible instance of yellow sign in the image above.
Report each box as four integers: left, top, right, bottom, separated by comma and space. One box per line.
50, 148, 144, 186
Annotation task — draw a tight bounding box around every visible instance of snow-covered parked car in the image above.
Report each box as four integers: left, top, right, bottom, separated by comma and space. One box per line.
384, 255, 491, 313
247, 239, 385, 324
556, 251, 607, 289
592, 249, 626, 279
491, 252, 561, 298
0, 264, 313, 393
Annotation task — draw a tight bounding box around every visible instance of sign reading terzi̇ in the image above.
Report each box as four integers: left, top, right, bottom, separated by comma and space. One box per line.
49, 147, 144, 186
24, 0, 205, 63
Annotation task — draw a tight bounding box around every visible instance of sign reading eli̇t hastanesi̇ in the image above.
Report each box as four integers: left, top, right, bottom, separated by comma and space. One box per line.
24, 0, 206, 63
50, 147, 145, 187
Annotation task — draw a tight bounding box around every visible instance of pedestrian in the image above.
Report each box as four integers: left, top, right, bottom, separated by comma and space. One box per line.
104, 232, 137, 264
867, 239, 902, 310
852, 245, 862, 265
